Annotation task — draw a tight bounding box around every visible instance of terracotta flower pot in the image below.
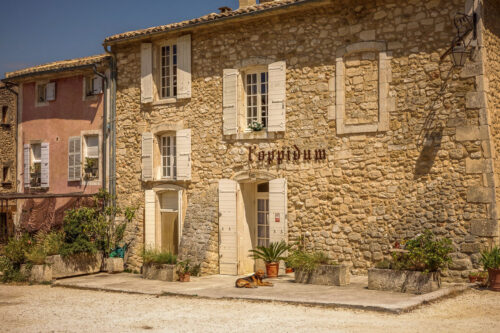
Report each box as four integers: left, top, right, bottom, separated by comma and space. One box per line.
487, 268, 500, 291
469, 276, 478, 283
285, 267, 294, 274
179, 273, 191, 282
265, 262, 279, 278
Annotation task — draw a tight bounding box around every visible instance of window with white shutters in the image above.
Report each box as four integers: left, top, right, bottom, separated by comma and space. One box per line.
85, 76, 103, 97
68, 136, 81, 181
160, 43, 178, 98
245, 70, 268, 129
30, 143, 42, 187
84, 135, 99, 180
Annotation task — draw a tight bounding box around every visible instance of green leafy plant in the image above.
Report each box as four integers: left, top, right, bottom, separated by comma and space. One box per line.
142, 248, 177, 265
248, 121, 263, 132
480, 246, 500, 270
189, 263, 201, 277
176, 260, 191, 275
249, 241, 290, 263
286, 249, 335, 273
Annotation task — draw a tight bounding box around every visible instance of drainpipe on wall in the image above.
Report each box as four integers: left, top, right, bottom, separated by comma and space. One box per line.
93, 65, 107, 194
103, 45, 117, 208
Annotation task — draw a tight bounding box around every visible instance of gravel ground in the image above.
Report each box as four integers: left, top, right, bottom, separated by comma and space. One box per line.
0, 285, 499, 332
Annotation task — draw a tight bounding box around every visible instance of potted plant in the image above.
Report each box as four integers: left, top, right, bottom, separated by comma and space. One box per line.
480, 246, 500, 291
477, 271, 489, 287
248, 121, 263, 132
142, 248, 178, 281
176, 260, 200, 282
249, 241, 289, 278
468, 271, 479, 283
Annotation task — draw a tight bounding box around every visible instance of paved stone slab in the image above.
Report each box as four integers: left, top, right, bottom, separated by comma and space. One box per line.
53, 273, 469, 314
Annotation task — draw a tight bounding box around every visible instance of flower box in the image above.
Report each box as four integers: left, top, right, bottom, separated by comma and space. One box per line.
20, 264, 52, 283
368, 268, 441, 294
142, 263, 178, 282
105, 258, 124, 273
295, 264, 350, 286
45, 252, 103, 279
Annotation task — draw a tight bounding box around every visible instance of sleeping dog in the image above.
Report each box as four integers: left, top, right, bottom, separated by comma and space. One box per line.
235, 270, 274, 288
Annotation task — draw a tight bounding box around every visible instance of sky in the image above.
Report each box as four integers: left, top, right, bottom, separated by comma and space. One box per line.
0, 0, 241, 78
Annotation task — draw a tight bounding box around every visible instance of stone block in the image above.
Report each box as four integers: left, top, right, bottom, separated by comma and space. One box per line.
20, 264, 52, 283
105, 258, 124, 273
455, 126, 489, 141
461, 242, 481, 253
466, 186, 493, 203
470, 219, 498, 237
466, 92, 486, 109
45, 252, 103, 279
465, 158, 492, 174
143, 264, 178, 282
295, 264, 350, 286
460, 61, 483, 78
368, 268, 441, 294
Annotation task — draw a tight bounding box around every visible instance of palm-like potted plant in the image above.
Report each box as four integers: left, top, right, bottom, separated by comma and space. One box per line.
480, 246, 500, 291
249, 241, 289, 278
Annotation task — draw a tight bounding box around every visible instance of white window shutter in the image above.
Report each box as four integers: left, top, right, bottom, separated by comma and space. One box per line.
41, 142, 49, 188
219, 179, 238, 275
46, 82, 56, 101
141, 43, 153, 103
222, 69, 238, 135
268, 61, 286, 132
92, 76, 103, 95
24, 144, 30, 188
177, 34, 192, 99
269, 178, 287, 274
176, 129, 191, 181
68, 136, 81, 181
142, 132, 153, 181
144, 189, 156, 249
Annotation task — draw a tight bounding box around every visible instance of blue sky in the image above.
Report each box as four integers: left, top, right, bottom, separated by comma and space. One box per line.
0, 0, 240, 77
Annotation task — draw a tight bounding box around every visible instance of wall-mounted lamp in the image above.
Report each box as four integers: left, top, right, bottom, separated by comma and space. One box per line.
441, 13, 478, 68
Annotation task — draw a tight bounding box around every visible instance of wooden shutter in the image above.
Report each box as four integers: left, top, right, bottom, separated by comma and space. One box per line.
269, 178, 287, 274
92, 76, 103, 95
177, 34, 192, 99
40, 143, 49, 188
46, 82, 56, 101
222, 69, 238, 135
141, 43, 153, 103
68, 136, 81, 181
142, 132, 153, 181
219, 179, 238, 275
24, 144, 30, 188
267, 61, 286, 132
176, 129, 191, 181
144, 189, 156, 249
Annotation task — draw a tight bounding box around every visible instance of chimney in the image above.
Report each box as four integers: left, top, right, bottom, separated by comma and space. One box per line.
239, 0, 257, 8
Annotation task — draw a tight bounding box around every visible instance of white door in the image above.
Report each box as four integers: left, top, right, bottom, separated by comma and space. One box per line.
219, 179, 238, 275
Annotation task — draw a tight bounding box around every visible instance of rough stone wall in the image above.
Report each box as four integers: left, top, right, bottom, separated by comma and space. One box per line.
0, 84, 17, 193
114, 0, 494, 280
484, 0, 500, 244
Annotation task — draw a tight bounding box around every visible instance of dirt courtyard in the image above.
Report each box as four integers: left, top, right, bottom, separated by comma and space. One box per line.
0, 285, 499, 332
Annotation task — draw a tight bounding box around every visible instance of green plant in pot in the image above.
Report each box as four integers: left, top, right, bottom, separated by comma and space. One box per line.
480, 246, 500, 291
249, 241, 289, 278
177, 260, 197, 282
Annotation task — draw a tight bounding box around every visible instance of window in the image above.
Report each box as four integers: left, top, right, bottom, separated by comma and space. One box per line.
161, 135, 176, 179
2, 166, 9, 183
245, 71, 268, 129
1, 106, 7, 124
84, 135, 99, 180
160, 43, 177, 98
85, 76, 103, 97
30, 143, 42, 187
257, 198, 270, 247
37, 84, 47, 103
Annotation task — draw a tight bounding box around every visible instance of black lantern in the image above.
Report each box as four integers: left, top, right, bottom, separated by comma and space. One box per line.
450, 38, 469, 67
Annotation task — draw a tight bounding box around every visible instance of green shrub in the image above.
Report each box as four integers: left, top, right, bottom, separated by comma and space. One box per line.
248, 241, 290, 263
142, 248, 177, 265
3, 234, 32, 268
480, 246, 500, 270
286, 249, 335, 272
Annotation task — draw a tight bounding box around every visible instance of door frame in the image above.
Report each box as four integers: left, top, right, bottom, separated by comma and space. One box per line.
152, 184, 184, 250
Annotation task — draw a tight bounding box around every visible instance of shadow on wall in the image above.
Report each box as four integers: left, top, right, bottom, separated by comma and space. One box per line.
414, 129, 443, 180
20, 196, 94, 233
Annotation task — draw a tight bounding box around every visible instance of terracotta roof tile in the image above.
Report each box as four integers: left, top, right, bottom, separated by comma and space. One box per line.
104, 0, 312, 43
5, 54, 110, 80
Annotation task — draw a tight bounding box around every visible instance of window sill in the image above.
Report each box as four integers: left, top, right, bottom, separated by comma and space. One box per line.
225, 131, 279, 140
84, 179, 101, 186
152, 98, 177, 106
143, 178, 188, 184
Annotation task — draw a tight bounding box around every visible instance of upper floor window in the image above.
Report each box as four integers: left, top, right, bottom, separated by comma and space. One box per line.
160, 44, 177, 99
84, 135, 99, 180
37, 84, 47, 103
245, 70, 268, 129
30, 143, 42, 187
36, 82, 56, 106
2, 166, 10, 183
1, 106, 7, 124
85, 75, 103, 97
161, 135, 177, 179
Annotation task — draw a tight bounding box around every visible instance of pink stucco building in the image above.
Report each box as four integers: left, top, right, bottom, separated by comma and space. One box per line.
4, 55, 111, 231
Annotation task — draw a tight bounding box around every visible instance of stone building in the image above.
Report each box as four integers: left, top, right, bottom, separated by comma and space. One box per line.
0, 82, 17, 243
103, 0, 500, 280
3, 55, 111, 233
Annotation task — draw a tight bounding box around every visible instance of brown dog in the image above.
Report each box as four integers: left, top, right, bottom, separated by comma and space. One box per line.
235, 270, 274, 288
